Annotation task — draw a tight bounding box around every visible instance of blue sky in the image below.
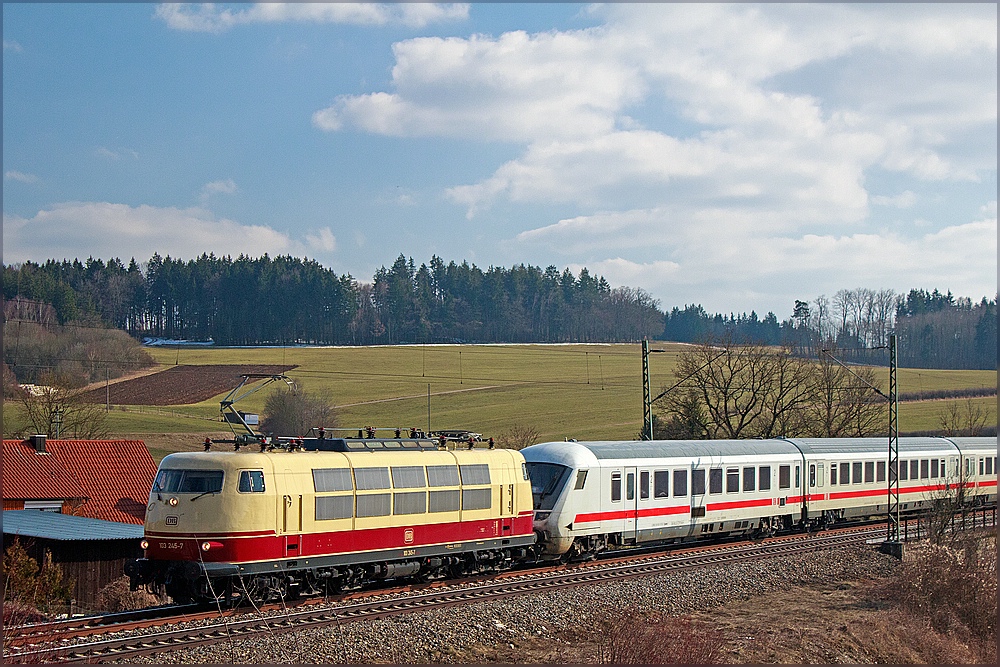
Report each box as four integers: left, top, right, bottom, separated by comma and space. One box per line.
3, 3, 996, 317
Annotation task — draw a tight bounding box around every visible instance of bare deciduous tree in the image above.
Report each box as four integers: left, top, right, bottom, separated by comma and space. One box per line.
496, 423, 540, 450
13, 373, 110, 439
938, 399, 990, 436
260, 387, 337, 437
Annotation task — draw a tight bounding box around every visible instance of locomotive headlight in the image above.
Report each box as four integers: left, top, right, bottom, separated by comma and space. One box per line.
534, 511, 551, 521
168, 497, 179, 507
201, 541, 212, 552
140, 539, 149, 550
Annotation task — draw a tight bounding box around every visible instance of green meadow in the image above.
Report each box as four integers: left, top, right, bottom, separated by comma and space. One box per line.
5, 344, 995, 457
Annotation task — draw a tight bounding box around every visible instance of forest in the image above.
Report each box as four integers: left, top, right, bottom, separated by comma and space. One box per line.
2, 254, 996, 370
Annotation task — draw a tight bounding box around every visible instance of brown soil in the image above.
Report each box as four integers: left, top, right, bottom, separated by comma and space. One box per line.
75, 364, 296, 405
459, 577, 990, 664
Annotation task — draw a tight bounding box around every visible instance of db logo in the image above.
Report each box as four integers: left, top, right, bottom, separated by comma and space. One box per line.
165, 516, 178, 525
404, 528, 414, 544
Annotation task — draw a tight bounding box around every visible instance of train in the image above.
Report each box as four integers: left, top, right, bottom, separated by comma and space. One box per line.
126, 434, 996, 605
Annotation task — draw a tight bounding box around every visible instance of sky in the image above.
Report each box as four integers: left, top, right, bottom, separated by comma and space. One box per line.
2, 2, 997, 318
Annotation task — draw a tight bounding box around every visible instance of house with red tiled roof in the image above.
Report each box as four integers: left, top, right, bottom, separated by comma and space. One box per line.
2, 435, 157, 525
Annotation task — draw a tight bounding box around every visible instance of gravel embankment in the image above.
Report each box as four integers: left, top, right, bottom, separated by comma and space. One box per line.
116, 545, 899, 664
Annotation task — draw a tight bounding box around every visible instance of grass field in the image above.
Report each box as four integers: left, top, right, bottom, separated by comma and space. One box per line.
4, 343, 996, 460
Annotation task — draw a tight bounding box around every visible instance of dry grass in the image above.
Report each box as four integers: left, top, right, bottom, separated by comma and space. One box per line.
94, 576, 165, 613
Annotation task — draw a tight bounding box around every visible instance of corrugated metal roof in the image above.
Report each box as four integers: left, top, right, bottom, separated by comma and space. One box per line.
574, 440, 800, 460
2, 510, 144, 541
2, 439, 157, 525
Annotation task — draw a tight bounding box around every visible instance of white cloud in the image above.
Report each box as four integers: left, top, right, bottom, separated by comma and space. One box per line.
871, 191, 917, 209
199, 178, 238, 201
305, 226, 337, 252
2, 202, 306, 264
156, 3, 468, 33
4, 171, 38, 184
3, 39, 23, 52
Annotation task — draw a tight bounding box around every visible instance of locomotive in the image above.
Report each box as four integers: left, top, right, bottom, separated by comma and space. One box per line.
127, 434, 996, 605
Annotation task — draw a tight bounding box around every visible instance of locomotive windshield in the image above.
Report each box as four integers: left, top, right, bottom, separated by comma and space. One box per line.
153, 469, 224, 494
525, 462, 570, 510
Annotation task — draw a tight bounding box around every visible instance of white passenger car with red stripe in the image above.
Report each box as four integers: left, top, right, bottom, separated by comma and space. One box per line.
522, 437, 997, 561
127, 437, 535, 604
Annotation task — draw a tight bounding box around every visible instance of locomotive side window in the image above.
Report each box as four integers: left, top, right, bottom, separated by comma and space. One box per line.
611, 471, 622, 502
459, 464, 491, 485
877, 461, 886, 482
429, 489, 460, 512
356, 494, 391, 517
391, 466, 427, 489
153, 469, 223, 494
673, 470, 687, 497
864, 462, 875, 483
574, 470, 588, 490
759, 466, 771, 491
640, 471, 650, 499
778, 465, 790, 489
427, 465, 460, 487
238, 470, 265, 493
726, 468, 739, 493
462, 488, 492, 510
691, 469, 706, 496
852, 462, 862, 484
920, 459, 929, 479
744, 467, 756, 492
355, 468, 391, 490
313, 468, 352, 492
393, 491, 427, 515
315, 495, 352, 521
840, 462, 850, 485
709, 469, 723, 494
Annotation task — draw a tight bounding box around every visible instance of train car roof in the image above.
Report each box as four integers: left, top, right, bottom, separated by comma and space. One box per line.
526, 439, 800, 461
783, 437, 960, 456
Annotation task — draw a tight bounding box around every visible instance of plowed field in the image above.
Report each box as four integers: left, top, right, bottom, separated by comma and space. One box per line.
76, 364, 296, 405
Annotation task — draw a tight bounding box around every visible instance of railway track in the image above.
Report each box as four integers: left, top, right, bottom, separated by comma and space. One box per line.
6, 525, 887, 664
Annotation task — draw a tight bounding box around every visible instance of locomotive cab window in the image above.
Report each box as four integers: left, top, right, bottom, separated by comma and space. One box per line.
238, 470, 265, 493
574, 470, 588, 490
153, 469, 223, 494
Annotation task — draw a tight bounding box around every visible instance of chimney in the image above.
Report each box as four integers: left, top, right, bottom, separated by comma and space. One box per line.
31, 434, 47, 453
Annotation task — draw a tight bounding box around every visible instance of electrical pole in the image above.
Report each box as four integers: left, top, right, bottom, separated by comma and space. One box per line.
642, 340, 652, 440
884, 333, 902, 557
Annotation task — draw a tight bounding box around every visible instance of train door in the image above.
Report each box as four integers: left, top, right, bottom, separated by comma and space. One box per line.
636, 469, 651, 542
278, 468, 303, 558
625, 467, 637, 542
690, 465, 706, 519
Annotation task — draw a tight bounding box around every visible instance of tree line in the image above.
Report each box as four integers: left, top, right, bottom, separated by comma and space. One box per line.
2, 253, 664, 347
3, 254, 994, 369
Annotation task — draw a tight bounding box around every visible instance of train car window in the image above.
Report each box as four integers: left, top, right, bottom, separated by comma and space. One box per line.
391, 466, 427, 489
726, 468, 739, 493
640, 471, 650, 499
238, 470, 265, 493
877, 461, 886, 483
673, 470, 687, 497
427, 465, 460, 487
315, 495, 353, 521
987, 458, 994, 475
462, 488, 492, 510
966, 458, 972, 477
709, 469, 723, 494
523, 463, 530, 481
930, 459, 939, 478
626, 473, 635, 501
808, 464, 816, 488
355, 468, 391, 490
830, 465, 838, 485
356, 493, 391, 517
393, 491, 427, 515
692, 469, 706, 496
429, 489, 460, 512
759, 466, 771, 491
864, 462, 875, 483
611, 471, 622, 502
459, 464, 491, 485
778, 465, 790, 489
979, 458, 985, 476
920, 459, 929, 479
153, 469, 223, 494
795, 465, 800, 487
574, 470, 588, 490
745, 467, 756, 492
527, 463, 570, 510
654, 470, 669, 498
910, 460, 919, 480
840, 462, 850, 485
313, 468, 353, 492
852, 462, 862, 484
